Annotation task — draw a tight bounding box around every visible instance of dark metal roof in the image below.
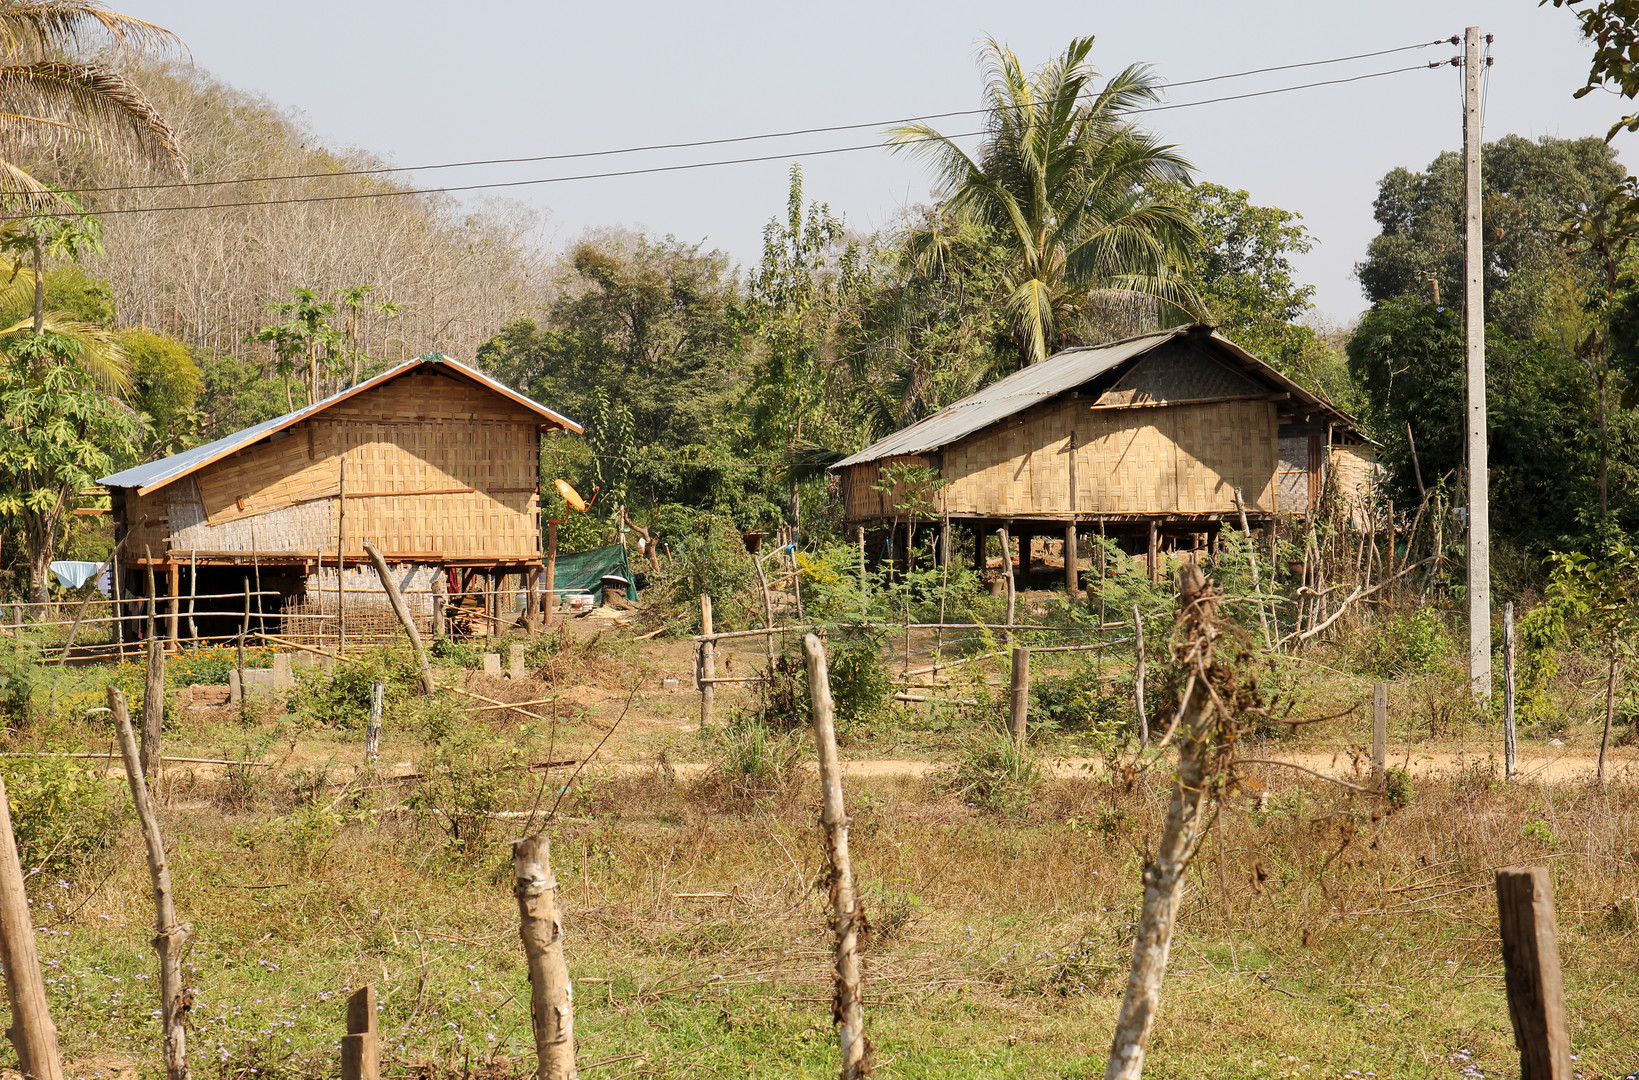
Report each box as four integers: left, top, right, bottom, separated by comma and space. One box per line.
99, 353, 581, 495
832, 324, 1359, 469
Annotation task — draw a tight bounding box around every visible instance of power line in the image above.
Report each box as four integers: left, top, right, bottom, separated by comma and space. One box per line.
36, 60, 1445, 219
50, 37, 1455, 198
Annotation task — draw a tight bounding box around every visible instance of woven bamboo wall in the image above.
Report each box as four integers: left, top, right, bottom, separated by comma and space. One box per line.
125, 370, 545, 561
931, 395, 1278, 518
1329, 443, 1377, 505
841, 455, 934, 520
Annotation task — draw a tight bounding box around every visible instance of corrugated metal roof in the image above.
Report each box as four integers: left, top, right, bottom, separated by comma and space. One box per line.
99, 353, 582, 494
832, 324, 1361, 469
832, 327, 1187, 468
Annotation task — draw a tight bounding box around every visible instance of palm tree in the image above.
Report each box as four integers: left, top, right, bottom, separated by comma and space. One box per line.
0, 1, 185, 195
889, 37, 1202, 365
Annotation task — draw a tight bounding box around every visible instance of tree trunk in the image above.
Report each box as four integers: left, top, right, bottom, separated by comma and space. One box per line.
0, 774, 66, 1080
31, 238, 44, 335
109, 686, 191, 1080
1106, 566, 1216, 1080
513, 834, 576, 1079
1598, 655, 1617, 784
803, 634, 871, 1080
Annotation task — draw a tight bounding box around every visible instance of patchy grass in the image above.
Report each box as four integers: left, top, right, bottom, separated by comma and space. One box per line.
5, 610, 1639, 1079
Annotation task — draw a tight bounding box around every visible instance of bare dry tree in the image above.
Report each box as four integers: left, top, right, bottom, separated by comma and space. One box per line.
1106, 562, 1261, 1080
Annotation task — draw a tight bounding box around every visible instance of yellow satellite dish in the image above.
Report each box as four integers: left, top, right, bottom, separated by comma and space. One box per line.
555, 478, 589, 513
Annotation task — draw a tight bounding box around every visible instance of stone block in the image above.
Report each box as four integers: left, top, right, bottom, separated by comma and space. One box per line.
509, 643, 526, 680
483, 652, 502, 676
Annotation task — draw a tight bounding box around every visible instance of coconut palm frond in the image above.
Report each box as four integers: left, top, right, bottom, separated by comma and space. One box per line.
887, 37, 1198, 363
0, 313, 130, 393
0, 61, 185, 174
0, 0, 183, 62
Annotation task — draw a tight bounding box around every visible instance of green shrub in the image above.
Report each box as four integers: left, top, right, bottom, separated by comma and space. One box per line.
1364, 608, 1453, 677
0, 637, 42, 725
653, 510, 756, 633
290, 649, 419, 730
708, 713, 803, 800
943, 727, 1040, 816
828, 634, 891, 728
1029, 665, 1134, 752
0, 755, 125, 872
430, 636, 484, 669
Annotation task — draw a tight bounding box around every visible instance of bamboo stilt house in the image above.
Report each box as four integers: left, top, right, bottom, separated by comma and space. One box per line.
832, 323, 1375, 584
97, 353, 580, 641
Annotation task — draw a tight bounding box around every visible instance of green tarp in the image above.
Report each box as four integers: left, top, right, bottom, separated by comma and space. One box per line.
551, 544, 639, 602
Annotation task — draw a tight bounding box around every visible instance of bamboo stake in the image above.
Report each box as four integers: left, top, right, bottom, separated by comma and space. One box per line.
365, 681, 384, 766
109, 685, 191, 1080
856, 525, 867, 621
59, 536, 128, 662
1504, 601, 1517, 781
699, 594, 715, 729
513, 834, 577, 1079
187, 549, 198, 641
0, 773, 66, 1080
1010, 647, 1030, 745
143, 550, 164, 781
337, 458, 347, 656
1105, 566, 1216, 1080
753, 550, 777, 670
1133, 605, 1148, 749
996, 527, 1016, 641
1234, 489, 1272, 650
802, 634, 870, 1080
361, 540, 435, 695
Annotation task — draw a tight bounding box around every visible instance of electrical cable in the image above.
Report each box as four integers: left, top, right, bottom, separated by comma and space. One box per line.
48, 37, 1456, 198
41, 61, 1447, 219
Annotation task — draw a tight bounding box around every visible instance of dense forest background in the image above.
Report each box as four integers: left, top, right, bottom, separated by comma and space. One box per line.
6, 21, 1639, 598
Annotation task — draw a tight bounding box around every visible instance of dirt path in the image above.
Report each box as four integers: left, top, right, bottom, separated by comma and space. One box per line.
630, 749, 1625, 785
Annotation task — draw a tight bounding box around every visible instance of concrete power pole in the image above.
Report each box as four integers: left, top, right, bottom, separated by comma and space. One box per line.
1464, 25, 1493, 699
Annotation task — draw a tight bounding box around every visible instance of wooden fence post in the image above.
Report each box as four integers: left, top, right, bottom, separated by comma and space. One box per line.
699, 594, 715, 730
1503, 601, 1517, 781
1495, 866, 1571, 1080
188, 549, 198, 642
0, 774, 66, 1080
361, 540, 435, 695
1372, 682, 1388, 782
109, 685, 191, 1080
802, 634, 871, 1080
143, 553, 165, 782
996, 527, 1016, 639
513, 834, 577, 1079
340, 984, 379, 1080
364, 681, 384, 767
1133, 605, 1148, 748
856, 525, 867, 621
544, 520, 558, 628
1010, 646, 1031, 745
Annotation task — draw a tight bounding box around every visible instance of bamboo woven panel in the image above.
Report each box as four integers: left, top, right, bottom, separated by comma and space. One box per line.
841, 456, 930, 519
123, 488, 170, 556
1096, 342, 1261, 406
1276, 436, 1311, 513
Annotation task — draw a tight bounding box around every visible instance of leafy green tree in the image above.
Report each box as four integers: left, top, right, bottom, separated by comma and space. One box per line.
0, 337, 142, 605
477, 230, 745, 450
840, 208, 1015, 440
1541, 540, 1639, 781
248, 284, 396, 410
887, 36, 1201, 365
1543, 0, 1639, 139
1346, 297, 1627, 548
1355, 135, 1624, 339
118, 328, 202, 455
742, 165, 869, 527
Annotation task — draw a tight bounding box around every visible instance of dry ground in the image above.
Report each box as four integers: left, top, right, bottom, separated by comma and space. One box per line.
7, 609, 1639, 1079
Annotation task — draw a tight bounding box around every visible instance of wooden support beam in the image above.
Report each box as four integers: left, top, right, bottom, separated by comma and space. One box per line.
1495, 866, 1571, 1080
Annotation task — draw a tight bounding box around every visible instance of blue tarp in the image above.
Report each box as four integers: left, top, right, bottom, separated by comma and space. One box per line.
49, 561, 104, 590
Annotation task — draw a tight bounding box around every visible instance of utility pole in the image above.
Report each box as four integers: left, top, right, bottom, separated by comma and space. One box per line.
1464, 25, 1493, 700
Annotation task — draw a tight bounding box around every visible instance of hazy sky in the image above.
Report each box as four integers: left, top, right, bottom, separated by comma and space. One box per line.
135, 0, 1635, 326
